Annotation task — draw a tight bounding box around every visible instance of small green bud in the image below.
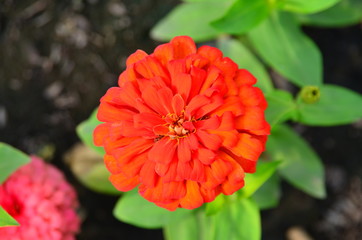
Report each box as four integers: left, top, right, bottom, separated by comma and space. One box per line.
299, 86, 320, 104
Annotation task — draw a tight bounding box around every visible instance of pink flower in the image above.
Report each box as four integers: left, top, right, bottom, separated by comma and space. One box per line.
0, 156, 80, 240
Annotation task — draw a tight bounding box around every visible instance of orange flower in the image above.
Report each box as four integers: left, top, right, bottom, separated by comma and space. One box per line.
94, 36, 270, 211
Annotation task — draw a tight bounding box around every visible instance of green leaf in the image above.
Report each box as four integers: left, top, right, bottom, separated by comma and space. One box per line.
252, 174, 281, 209
151, 2, 234, 42
212, 198, 260, 240
267, 124, 326, 198
0, 142, 30, 184
205, 194, 225, 216
164, 213, 199, 240
0, 206, 19, 227
211, 0, 269, 34
217, 37, 273, 93
165, 198, 260, 240
114, 191, 192, 229
265, 90, 297, 126
240, 160, 281, 198
76, 109, 105, 156
296, 84, 362, 126
248, 12, 322, 87
277, 0, 341, 14
298, 0, 362, 27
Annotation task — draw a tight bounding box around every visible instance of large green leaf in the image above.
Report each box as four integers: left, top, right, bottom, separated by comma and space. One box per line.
151, 1, 234, 42
211, 0, 269, 34
248, 12, 322, 87
267, 125, 326, 198
265, 90, 297, 127
217, 37, 273, 93
205, 194, 225, 216
296, 84, 362, 126
113, 191, 192, 229
165, 198, 261, 240
240, 160, 281, 198
0, 142, 30, 184
164, 213, 199, 240
211, 198, 260, 240
298, 0, 362, 27
165, 198, 260, 240
277, 0, 341, 13
252, 174, 281, 209
76, 109, 105, 156
0, 206, 19, 227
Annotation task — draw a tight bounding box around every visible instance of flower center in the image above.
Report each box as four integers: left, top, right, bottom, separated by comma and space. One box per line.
154, 113, 196, 141
168, 118, 189, 139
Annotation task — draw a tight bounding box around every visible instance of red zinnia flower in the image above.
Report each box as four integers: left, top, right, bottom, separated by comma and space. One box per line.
94, 36, 270, 211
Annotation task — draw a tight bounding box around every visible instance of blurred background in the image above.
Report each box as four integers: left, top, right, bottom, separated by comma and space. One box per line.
0, 0, 361, 239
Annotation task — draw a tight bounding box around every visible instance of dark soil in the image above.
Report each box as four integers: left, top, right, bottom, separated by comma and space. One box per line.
0, 1, 361, 240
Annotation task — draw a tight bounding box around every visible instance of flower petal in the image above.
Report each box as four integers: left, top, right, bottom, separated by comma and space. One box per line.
148, 138, 177, 165
210, 158, 232, 182
211, 96, 243, 117
196, 129, 222, 151
170, 36, 197, 59
235, 69, 257, 86
97, 103, 135, 122
112, 138, 153, 166
226, 133, 264, 161
142, 85, 169, 115
110, 173, 139, 192
121, 152, 147, 178
104, 154, 121, 174
235, 106, 270, 135
190, 159, 206, 182
126, 50, 148, 66
199, 187, 218, 203
199, 66, 222, 94
184, 94, 209, 118
214, 57, 239, 96
162, 181, 187, 201
163, 159, 182, 182
196, 147, 216, 165
94, 123, 110, 146
153, 43, 174, 65
158, 87, 174, 113
177, 160, 192, 180
189, 67, 206, 100
177, 138, 191, 163
239, 85, 267, 110
134, 56, 169, 82
118, 67, 138, 86
171, 94, 185, 116
194, 115, 220, 130
171, 73, 192, 102
140, 160, 158, 188
179, 181, 203, 209
134, 112, 164, 130
197, 45, 223, 63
